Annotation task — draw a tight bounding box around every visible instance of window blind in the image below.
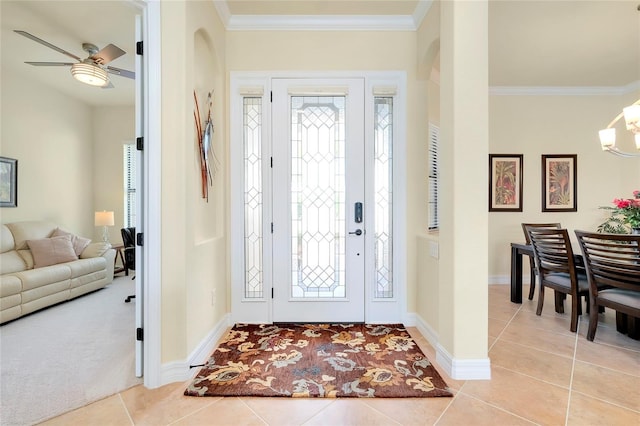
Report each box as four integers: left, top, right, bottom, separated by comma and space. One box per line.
124, 144, 137, 228
428, 124, 439, 230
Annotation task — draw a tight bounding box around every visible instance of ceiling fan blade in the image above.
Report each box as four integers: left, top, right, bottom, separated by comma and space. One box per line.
14, 30, 81, 61
25, 61, 74, 67
92, 44, 125, 65
106, 66, 135, 80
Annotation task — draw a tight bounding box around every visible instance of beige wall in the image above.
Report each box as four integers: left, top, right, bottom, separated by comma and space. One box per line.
225, 30, 427, 313
92, 106, 135, 244
160, 0, 227, 362
0, 68, 95, 237
0, 71, 134, 243
489, 91, 640, 281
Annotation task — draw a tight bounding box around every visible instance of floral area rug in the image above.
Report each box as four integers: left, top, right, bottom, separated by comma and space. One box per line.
184, 323, 453, 398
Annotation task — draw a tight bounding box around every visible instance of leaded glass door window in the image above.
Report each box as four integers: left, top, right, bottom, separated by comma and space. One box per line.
272, 79, 365, 322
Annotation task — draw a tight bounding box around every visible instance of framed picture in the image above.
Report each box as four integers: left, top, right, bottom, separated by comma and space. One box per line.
489, 154, 523, 212
541, 154, 577, 212
0, 157, 17, 208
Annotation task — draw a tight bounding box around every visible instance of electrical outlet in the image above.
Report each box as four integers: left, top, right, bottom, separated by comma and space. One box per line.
429, 241, 439, 259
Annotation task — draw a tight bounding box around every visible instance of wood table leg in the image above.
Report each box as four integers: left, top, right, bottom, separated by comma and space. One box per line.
510, 245, 523, 304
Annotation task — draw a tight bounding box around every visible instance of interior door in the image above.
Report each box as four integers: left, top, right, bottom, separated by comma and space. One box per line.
134, 15, 143, 377
271, 78, 365, 323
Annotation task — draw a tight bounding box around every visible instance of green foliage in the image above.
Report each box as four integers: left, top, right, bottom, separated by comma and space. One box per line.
597, 207, 631, 234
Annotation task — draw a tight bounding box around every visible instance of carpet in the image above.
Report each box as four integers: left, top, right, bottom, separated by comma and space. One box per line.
185, 323, 452, 398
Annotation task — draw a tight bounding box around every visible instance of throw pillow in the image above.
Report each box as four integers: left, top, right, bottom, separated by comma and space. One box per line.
27, 235, 78, 268
51, 228, 92, 256
80, 241, 111, 259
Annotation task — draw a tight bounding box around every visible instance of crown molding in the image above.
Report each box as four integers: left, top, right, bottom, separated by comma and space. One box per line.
224, 14, 416, 31
213, 0, 433, 31
212, 0, 231, 28
412, 0, 433, 29
490, 80, 640, 96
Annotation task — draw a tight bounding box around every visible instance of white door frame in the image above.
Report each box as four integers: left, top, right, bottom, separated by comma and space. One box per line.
130, 0, 162, 388
230, 71, 407, 325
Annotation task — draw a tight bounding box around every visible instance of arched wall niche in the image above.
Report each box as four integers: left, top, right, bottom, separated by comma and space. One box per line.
193, 27, 223, 240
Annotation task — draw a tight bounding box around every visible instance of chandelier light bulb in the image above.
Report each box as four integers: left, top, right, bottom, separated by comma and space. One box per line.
623, 104, 640, 131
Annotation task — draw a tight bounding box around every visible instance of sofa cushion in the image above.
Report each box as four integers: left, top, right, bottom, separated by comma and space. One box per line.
0, 274, 22, 297
17, 249, 34, 269
51, 228, 91, 256
6, 221, 57, 250
14, 264, 71, 291
0, 251, 27, 275
27, 235, 78, 268
67, 257, 107, 278
1, 225, 15, 253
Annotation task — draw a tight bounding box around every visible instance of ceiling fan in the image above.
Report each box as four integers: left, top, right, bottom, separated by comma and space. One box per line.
14, 30, 135, 88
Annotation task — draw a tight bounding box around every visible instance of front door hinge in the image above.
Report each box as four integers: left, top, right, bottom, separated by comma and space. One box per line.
271, 288, 274, 299
270, 91, 273, 102
136, 327, 143, 341
136, 136, 143, 151
136, 233, 144, 246
270, 157, 273, 168
271, 223, 274, 233
136, 41, 143, 55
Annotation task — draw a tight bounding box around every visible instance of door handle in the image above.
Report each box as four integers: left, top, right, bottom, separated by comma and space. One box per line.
349, 229, 363, 236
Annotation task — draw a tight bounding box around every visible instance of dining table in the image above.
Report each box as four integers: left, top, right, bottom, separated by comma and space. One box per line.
510, 241, 639, 340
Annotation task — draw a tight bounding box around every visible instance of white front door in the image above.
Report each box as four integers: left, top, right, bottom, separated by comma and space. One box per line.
271, 78, 365, 322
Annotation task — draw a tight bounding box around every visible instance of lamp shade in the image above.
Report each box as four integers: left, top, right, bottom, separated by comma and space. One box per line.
623, 104, 640, 130
95, 211, 115, 227
598, 128, 616, 149
71, 63, 109, 87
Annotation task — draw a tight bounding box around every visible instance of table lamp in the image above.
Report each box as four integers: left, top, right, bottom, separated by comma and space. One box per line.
95, 211, 114, 243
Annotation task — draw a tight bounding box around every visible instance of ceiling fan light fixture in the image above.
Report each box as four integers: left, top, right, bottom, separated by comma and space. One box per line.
70, 62, 108, 87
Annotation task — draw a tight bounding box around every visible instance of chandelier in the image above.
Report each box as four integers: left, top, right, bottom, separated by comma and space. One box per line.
598, 99, 640, 158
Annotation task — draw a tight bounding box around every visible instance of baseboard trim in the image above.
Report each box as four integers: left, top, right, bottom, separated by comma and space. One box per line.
435, 343, 491, 380
414, 314, 439, 349
414, 313, 491, 381
159, 314, 231, 385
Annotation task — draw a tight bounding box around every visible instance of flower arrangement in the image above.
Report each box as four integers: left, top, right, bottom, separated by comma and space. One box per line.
598, 190, 640, 233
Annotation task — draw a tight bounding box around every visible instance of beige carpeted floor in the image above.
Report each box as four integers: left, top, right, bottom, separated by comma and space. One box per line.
0, 275, 142, 426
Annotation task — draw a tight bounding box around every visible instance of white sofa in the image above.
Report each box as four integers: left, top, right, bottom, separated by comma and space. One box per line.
0, 221, 115, 324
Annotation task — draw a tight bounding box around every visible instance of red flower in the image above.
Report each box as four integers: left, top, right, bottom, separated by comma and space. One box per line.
613, 198, 631, 209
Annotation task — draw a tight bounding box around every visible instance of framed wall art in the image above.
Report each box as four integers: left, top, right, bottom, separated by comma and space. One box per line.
541, 154, 577, 212
489, 154, 523, 212
0, 157, 17, 208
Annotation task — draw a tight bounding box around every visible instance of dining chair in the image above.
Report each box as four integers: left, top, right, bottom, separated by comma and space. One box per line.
574, 230, 640, 341
527, 228, 589, 332
121, 227, 136, 303
521, 223, 561, 300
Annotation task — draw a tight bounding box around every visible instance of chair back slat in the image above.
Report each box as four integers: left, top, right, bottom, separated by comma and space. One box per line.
575, 231, 640, 293
528, 228, 577, 277
521, 223, 561, 244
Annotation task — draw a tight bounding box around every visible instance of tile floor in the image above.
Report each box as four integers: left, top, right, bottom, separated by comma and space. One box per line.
41, 285, 640, 425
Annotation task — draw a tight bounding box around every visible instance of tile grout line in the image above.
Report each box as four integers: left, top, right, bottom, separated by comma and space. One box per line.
117, 392, 135, 426
571, 389, 640, 414
488, 301, 522, 352
237, 397, 270, 425
166, 397, 220, 425
453, 391, 540, 425
432, 389, 463, 425
564, 319, 580, 426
